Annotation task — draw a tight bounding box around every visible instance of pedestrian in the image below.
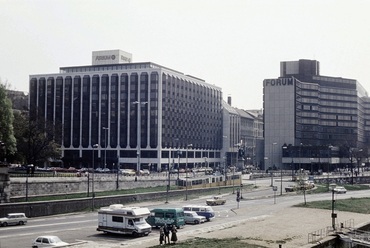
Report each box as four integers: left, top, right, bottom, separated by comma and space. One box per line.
171, 225, 178, 244
163, 224, 170, 244
159, 226, 165, 246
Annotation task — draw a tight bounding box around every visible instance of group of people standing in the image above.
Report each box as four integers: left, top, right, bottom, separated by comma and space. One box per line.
159, 224, 177, 245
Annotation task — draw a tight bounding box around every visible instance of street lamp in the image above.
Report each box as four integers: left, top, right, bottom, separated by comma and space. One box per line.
223, 156, 227, 187
92, 143, 99, 211
331, 188, 336, 230
271, 142, 277, 187
0, 141, 5, 162
132, 101, 148, 180
299, 143, 303, 171
25, 164, 33, 201
327, 145, 333, 190
102, 127, 109, 170
185, 144, 192, 201
282, 144, 288, 196
115, 162, 120, 190
177, 149, 182, 182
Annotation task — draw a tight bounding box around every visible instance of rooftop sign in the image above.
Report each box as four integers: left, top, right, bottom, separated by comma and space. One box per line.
92, 50, 132, 65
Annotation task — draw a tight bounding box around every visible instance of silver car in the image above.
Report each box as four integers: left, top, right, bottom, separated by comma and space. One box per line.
32, 235, 68, 247
0, 213, 27, 227
184, 211, 206, 224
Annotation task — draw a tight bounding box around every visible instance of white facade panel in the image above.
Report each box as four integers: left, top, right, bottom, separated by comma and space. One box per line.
264, 78, 295, 169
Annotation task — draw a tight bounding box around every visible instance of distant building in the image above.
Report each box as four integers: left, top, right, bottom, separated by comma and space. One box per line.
29, 50, 223, 171
222, 96, 263, 170
6, 90, 28, 111
263, 59, 369, 171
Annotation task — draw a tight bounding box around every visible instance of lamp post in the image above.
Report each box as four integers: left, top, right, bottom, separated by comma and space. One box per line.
166, 163, 170, 204
271, 142, 277, 187
299, 143, 303, 171
0, 141, 5, 162
331, 188, 336, 230
92, 144, 99, 211
349, 148, 354, 185
282, 144, 288, 196
327, 145, 333, 190
102, 127, 109, 170
25, 164, 33, 202
133, 101, 148, 181
177, 149, 182, 182
223, 156, 227, 186
115, 163, 120, 190
232, 165, 235, 194
185, 144, 192, 201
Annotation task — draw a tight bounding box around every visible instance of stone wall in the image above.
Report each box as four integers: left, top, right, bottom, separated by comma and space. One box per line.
10, 174, 175, 198
0, 164, 10, 203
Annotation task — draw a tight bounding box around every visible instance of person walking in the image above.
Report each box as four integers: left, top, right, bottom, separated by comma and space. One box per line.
163, 224, 170, 244
171, 225, 178, 244
159, 226, 165, 246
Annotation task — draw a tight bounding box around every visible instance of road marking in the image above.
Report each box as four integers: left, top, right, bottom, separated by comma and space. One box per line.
0, 220, 96, 238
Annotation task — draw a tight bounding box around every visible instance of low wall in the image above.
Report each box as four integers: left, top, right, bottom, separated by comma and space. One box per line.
314, 175, 370, 185
0, 187, 229, 218
9, 174, 176, 198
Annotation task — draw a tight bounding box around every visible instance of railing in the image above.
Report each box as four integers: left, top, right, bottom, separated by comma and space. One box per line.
308, 219, 354, 243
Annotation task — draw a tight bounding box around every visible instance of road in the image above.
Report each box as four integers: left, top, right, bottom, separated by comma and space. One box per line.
0, 177, 366, 248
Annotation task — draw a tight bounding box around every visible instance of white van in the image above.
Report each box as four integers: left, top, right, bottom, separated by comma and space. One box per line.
183, 205, 215, 221
97, 204, 152, 236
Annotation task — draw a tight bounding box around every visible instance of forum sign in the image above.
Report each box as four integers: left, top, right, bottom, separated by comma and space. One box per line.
92, 50, 132, 65
264, 77, 294, 87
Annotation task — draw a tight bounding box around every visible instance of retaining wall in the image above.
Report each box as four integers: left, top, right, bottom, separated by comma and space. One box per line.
0, 187, 227, 218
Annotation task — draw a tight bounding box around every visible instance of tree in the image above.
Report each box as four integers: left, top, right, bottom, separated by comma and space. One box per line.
0, 82, 16, 163
13, 111, 61, 167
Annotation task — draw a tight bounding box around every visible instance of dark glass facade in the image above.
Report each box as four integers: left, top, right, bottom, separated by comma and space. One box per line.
264, 59, 369, 171
29, 62, 223, 171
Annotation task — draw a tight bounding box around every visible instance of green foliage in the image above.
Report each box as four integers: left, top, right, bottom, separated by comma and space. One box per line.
12, 111, 61, 166
295, 196, 370, 214
0, 82, 16, 158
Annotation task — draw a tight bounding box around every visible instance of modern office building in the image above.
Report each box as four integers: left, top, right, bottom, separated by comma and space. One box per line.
29, 49, 223, 172
263, 59, 369, 171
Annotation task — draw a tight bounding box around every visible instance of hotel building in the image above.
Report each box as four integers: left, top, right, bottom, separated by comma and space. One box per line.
29, 50, 223, 171
263, 59, 369, 171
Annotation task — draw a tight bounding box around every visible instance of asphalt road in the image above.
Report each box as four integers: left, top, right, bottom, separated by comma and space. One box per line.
1, 177, 364, 248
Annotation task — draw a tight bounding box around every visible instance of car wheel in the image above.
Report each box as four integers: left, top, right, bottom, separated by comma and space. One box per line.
19, 221, 24, 225
2, 222, 7, 227
194, 220, 199, 225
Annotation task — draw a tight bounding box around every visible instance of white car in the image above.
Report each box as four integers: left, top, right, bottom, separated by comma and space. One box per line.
139, 169, 150, 175
0, 213, 27, 227
184, 211, 206, 224
32, 235, 68, 247
333, 186, 347, 194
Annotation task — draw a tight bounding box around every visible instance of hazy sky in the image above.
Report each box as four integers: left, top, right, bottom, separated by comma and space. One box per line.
1, 0, 370, 110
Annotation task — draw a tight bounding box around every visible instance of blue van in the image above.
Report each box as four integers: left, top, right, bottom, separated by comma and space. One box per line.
146, 208, 185, 228
183, 205, 215, 221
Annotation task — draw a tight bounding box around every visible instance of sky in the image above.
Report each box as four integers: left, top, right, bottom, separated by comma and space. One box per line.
1, 0, 370, 110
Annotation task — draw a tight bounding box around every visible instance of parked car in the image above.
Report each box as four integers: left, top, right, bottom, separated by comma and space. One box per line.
139, 169, 150, 176
206, 196, 226, 206
333, 186, 347, 194
32, 235, 68, 247
184, 211, 206, 224
0, 213, 27, 227
120, 169, 136, 176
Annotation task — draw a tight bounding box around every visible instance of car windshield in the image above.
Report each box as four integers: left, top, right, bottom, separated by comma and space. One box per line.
49, 237, 62, 243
